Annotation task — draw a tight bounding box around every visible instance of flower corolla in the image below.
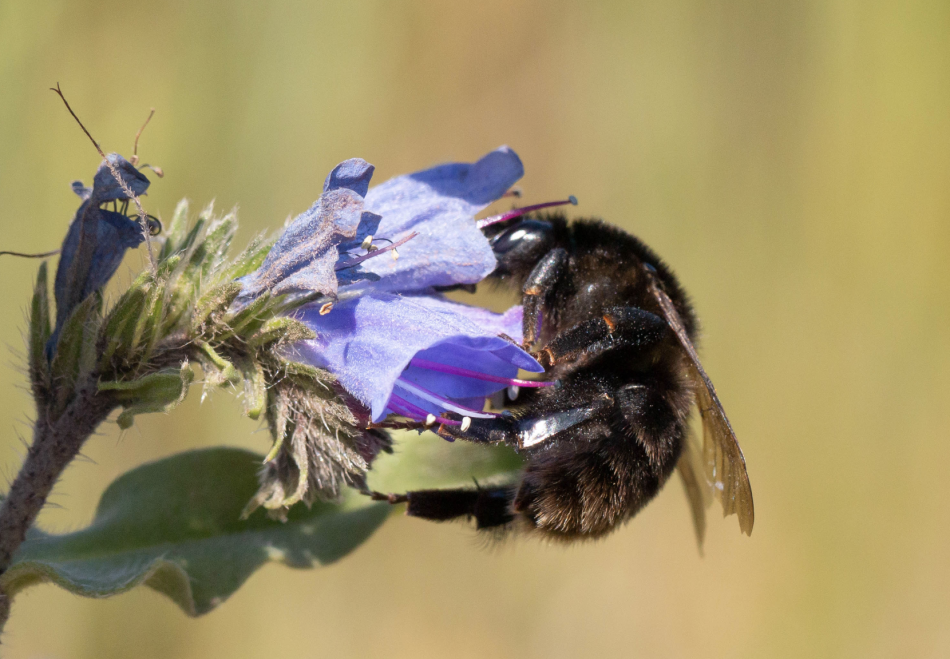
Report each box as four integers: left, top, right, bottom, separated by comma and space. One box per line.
52, 154, 151, 347
242, 147, 548, 425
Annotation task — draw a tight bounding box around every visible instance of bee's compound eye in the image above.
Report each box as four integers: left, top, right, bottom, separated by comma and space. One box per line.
490, 220, 553, 255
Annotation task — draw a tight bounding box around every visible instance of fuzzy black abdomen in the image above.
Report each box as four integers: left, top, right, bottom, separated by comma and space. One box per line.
513, 435, 666, 539
512, 355, 690, 539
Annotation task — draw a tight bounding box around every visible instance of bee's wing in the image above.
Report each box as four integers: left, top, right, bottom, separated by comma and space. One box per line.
649, 279, 755, 535
677, 429, 712, 551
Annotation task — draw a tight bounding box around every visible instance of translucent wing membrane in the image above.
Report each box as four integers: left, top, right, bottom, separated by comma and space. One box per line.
649, 277, 755, 536
676, 429, 713, 551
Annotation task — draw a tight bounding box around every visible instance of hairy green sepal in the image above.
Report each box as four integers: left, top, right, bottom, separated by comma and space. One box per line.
99, 363, 195, 430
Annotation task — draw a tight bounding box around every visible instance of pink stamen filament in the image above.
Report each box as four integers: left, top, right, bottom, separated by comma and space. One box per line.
387, 393, 461, 427
335, 231, 418, 271
476, 196, 578, 230
410, 358, 555, 388
393, 378, 498, 419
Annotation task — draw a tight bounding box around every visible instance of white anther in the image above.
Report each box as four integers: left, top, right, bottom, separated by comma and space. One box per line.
460, 416, 472, 432
361, 235, 374, 250
425, 414, 437, 427
391, 248, 399, 260
507, 385, 520, 401
319, 302, 333, 315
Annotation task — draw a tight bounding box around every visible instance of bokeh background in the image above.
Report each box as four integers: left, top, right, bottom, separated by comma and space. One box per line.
2, 1, 949, 657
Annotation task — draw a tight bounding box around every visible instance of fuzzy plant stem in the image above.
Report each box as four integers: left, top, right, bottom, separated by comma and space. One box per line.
0, 379, 115, 632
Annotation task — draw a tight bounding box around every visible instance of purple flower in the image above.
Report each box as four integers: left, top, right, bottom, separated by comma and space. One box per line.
288, 293, 547, 423
238, 146, 526, 303
53, 154, 151, 344
234, 158, 382, 305
246, 147, 550, 426
355, 145, 526, 293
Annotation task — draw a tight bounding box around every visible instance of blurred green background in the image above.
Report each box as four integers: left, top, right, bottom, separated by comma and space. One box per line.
2, 1, 949, 657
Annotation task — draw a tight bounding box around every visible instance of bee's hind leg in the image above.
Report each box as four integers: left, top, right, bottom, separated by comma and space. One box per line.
368, 486, 516, 530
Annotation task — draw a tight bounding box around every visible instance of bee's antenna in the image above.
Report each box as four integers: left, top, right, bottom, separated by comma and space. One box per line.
477, 195, 578, 230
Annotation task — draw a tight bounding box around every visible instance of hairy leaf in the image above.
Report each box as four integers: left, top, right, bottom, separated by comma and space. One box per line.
235, 355, 266, 420
28, 261, 51, 395
220, 234, 272, 281
0, 448, 389, 616
48, 294, 100, 414
225, 290, 274, 338
133, 278, 166, 365
157, 199, 191, 261
99, 282, 148, 367
199, 214, 237, 281
99, 363, 195, 429
192, 281, 243, 331
248, 317, 316, 348
197, 341, 240, 386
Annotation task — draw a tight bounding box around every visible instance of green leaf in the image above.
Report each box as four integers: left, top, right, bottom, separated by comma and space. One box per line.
99, 283, 148, 367
1, 448, 389, 616
134, 278, 167, 364
179, 208, 210, 256
28, 261, 51, 391
192, 281, 243, 332
248, 317, 316, 348
49, 294, 100, 413
173, 210, 211, 288
235, 355, 266, 420
99, 363, 195, 430
197, 341, 240, 385
221, 233, 272, 281
225, 290, 273, 337
199, 214, 237, 280
155, 253, 182, 278
157, 199, 191, 261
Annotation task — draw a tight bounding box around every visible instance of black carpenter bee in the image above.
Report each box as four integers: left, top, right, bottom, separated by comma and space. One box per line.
374, 199, 754, 544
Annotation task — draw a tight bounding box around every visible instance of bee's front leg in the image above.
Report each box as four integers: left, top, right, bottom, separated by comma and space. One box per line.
521, 247, 569, 347
535, 306, 668, 368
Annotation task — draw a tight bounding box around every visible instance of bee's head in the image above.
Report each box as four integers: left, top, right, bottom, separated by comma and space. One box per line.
477, 196, 576, 277
487, 218, 557, 276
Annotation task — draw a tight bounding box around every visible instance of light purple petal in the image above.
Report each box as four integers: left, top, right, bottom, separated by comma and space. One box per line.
53, 154, 150, 341
323, 158, 375, 198
356, 146, 524, 292
236, 186, 367, 304
71, 180, 92, 199
90, 154, 150, 203
400, 295, 525, 340
288, 292, 540, 422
